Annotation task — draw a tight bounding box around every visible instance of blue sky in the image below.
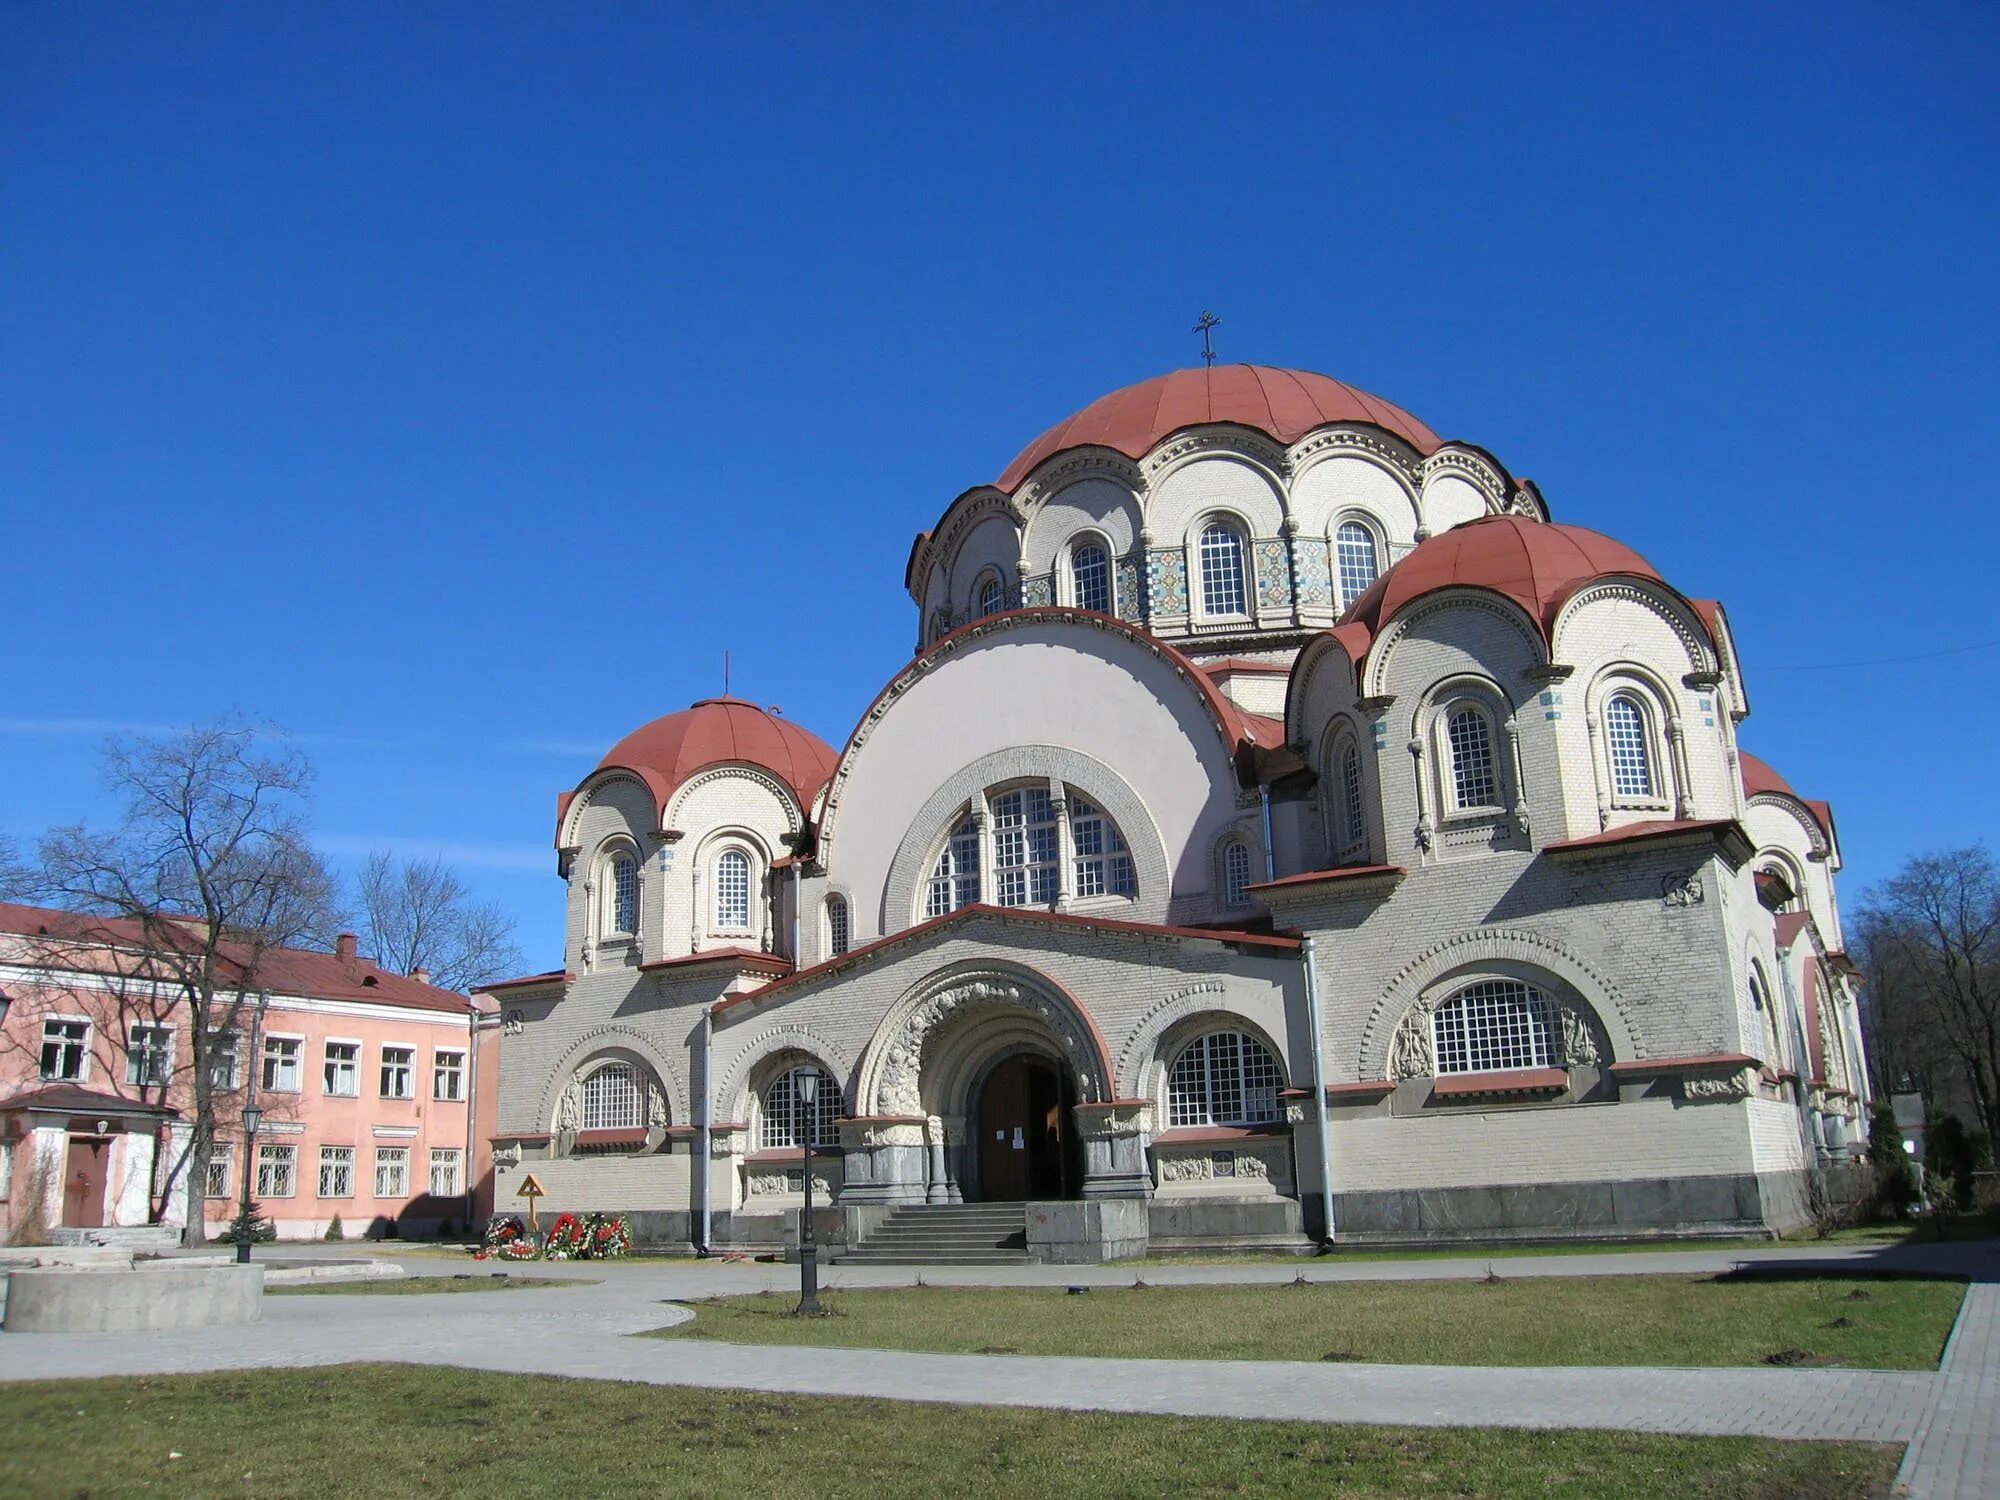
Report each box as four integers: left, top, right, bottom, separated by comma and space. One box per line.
3, 3, 1996, 968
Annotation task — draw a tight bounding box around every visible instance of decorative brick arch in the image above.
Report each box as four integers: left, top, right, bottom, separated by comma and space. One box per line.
1116, 988, 1288, 1101
714, 1022, 856, 1124
537, 1024, 689, 1131
1356, 927, 1642, 1081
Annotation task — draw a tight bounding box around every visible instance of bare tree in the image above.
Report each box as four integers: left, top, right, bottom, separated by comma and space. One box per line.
0, 832, 35, 900
350, 851, 522, 992
1856, 847, 2000, 1145
27, 722, 340, 1240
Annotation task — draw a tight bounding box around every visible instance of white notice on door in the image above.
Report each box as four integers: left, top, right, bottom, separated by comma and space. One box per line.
1012, 1127, 1024, 1149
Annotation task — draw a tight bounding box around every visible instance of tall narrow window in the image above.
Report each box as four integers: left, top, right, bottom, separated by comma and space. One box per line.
1223, 840, 1252, 907
1166, 1031, 1283, 1127
925, 814, 981, 917
1334, 521, 1379, 610
759, 1065, 842, 1149
610, 853, 639, 934
1070, 794, 1135, 897
1431, 980, 1560, 1074
825, 894, 851, 956
1604, 693, 1655, 800
715, 849, 751, 930
992, 787, 1059, 907
1339, 741, 1366, 850
1198, 523, 1247, 616
1071, 542, 1110, 613
978, 575, 1005, 617
1445, 706, 1498, 810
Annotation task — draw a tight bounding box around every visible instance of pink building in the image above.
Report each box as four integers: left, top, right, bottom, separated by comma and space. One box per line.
0, 902, 493, 1243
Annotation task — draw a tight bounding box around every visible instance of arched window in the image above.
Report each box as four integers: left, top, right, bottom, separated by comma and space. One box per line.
1432, 980, 1560, 1074
929, 607, 949, 644
1604, 693, 1655, 800
1750, 967, 1783, 1069
992, 787, 1059, 906
607, 853, 638, 935
978, 574, 1005, 617
1222, 840, 1252, 907
925, 814, 981, 917
715, 849, 751, 931
1443, 704, 1498, 810
1197, 522, 1247, 617
580, 1061, 643, 1131
1334, 521, 1380, 610
1070, 541, 1111, 614
1070, 794, 1134, 897
1338, 740, 1366, 853
1757, 855, 1804, 914
759, 1064, 842, 1149
825, 894, 850, 957
1166, 1030, 1283, 1127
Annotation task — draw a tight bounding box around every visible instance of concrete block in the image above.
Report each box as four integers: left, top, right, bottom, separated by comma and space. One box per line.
3, 1264, 263, 1332
1027, 1199, 1149, 1263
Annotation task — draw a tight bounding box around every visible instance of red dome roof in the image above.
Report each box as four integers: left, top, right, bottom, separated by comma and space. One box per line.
594, 698, 839, 822
1339, 515, 1665, 645
996, 365, 1442, 493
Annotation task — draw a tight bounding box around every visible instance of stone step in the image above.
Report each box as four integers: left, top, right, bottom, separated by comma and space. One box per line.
859, 1233, 1027, 1249
833, 1250, 1037, 1266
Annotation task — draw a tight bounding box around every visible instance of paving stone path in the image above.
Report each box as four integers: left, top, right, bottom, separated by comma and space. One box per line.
4, 1239, 1994, 1498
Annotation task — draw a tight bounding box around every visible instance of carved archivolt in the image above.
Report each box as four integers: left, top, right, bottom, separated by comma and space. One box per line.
1365, 591, 1546, 699
554, 1062, 669, 1134
713, 1022, 854, 1123
1553, 581, 1715, 677
534, 1024, 689, 1131
665, 765, 804, 835
864, 971, 1109, 1115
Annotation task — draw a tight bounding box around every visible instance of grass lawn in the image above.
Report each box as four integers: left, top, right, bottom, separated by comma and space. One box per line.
269, 1275, 592, 1296
0, 1364, 1899, 1500
659, 1274, 1965, 1370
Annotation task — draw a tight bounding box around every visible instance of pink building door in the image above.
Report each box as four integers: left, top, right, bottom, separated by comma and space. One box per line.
64, 1137, 109, 1228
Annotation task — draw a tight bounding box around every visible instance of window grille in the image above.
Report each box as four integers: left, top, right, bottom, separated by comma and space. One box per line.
373, 1147, 409, 1199
262, 1036, 301, 1092
978, 575, 1005, 616
379, 1046, 414, 1099
318, 1145, 355, 1198
715, 849, 751, 930
1069, 794, 1134, 898
1223, 841, 1252, 907
1072, 542, 1111, 613
1604, 694, 1654, 799
1339, 742, 1366, 850
1198, 524, 1247, 616
581, 1062, 643, 1131
204, 1150, 232, 1200
611, 853, 639, 933
992, 787, 1059, 907
1335, 521, 1380, 610
257, 1144, 296, 1198
925, 815, 981, 917
40, 1019, 87, 1081
1445, 706, 1498, 809
759, 1065, 842, 1149
433, 1050, 465, 1101
1431, 980, 1561, 1074
429, 1148, 461, 1197
826, 895, 850, 956
1167, 1031, 1283, 1127
323, 1041, 359, 1096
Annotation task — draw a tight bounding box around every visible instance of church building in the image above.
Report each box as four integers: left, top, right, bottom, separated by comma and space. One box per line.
482, 364, 1868, 1260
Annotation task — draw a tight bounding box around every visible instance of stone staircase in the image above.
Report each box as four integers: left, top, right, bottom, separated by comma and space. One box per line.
836, 1202, 1035, 1265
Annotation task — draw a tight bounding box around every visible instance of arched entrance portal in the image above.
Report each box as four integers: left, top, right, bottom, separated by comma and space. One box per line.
972, 1052, 1081, 1201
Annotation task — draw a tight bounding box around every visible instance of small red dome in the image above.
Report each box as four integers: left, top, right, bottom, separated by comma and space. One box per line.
1340, 515, 1664, 644
594, 698, 839, 822
996, 365, 1442, 493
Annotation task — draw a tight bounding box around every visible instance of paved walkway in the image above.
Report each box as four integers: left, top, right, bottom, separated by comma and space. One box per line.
4, 1239, 1995, 1498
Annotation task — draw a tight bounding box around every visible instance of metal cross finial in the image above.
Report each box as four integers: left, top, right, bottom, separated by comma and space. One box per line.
1192, 310, 1221, 366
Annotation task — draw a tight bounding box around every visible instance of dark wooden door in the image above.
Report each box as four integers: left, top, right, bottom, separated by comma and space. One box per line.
977, 1056, 1033, 1201
64, 1137, 109, 1228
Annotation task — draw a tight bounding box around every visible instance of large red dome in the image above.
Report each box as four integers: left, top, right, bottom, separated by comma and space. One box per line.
1339, 515, 1664, 645
593, 698, 839, 822
996, 365, 1442, 493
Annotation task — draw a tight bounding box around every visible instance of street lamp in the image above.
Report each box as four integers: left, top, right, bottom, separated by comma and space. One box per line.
236, 1103, 263, 1265
794, 1070, 825, 1317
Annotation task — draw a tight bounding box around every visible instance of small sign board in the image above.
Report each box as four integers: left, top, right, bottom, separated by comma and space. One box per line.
517, 1173, 546, 1231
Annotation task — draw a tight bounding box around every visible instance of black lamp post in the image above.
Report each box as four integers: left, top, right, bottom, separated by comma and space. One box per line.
236, 1103, 263, 1264
794, 1070, 825, 1316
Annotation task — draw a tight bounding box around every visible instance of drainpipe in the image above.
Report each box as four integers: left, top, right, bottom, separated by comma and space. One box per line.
1300, 936, 1336, 1246
463, 995, 478, 1238
1775, 953, 1826, 1203
1258, 785, 1278, 883
696, 1008, 714, 1256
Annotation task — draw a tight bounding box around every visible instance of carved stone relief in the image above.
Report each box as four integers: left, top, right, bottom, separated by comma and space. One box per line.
874, 977, 1100, 1114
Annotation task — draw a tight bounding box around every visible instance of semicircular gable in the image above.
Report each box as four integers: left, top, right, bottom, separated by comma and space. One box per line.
1363, 588, 1545, 700
1551, 578, 1717, 677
